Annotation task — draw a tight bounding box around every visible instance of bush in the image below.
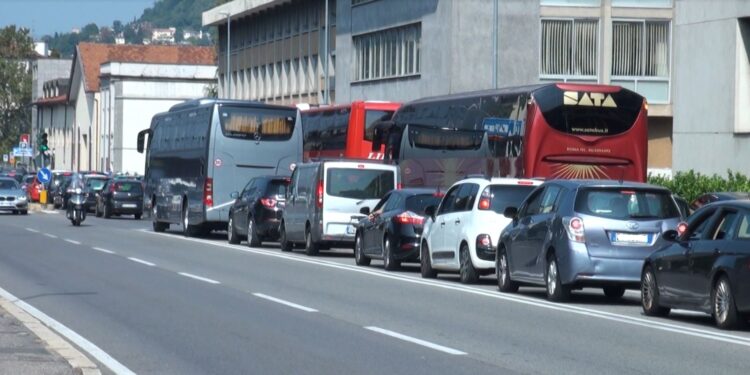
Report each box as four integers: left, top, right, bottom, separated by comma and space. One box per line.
648, 170, 750, 203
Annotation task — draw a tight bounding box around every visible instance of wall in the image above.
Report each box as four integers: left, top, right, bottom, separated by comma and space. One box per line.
31, 59, 72, 150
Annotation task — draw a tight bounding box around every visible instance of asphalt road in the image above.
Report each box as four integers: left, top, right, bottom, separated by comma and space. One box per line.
1, 209, 749, 374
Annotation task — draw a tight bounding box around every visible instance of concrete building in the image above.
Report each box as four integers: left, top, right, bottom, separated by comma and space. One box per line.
33, 79, 75, 170
672, 1, 750, 175
99, 62, 216, 174
204, 0, 675, 170
31, 58, 73, 160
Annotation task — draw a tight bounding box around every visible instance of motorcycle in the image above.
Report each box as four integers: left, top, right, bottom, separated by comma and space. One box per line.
67, 188, 87, 226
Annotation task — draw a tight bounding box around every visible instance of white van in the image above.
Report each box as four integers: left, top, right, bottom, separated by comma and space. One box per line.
280, 161, 399, 255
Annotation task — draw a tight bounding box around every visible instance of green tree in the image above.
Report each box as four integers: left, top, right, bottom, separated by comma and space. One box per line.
0, 26, 33, 156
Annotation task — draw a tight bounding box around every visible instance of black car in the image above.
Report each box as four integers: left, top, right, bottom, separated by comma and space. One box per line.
690, 192, 750, 212
641, 201, 750, 329
51, 172, 74, 208
95, 179, 144, 219
354, 188, 442, 270
83, 175, 109, 212
227, 176, 289, 246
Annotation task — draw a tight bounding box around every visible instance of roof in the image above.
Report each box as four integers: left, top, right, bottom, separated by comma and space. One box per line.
33, 95, 67, 106
549, 179, 670, 190
75, 43, 216, 93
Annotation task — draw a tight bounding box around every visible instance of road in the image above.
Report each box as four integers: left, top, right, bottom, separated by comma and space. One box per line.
1, 210, 749, 374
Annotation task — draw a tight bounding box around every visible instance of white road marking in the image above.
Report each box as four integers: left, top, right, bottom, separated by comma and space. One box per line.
92, 247, 115, 254
25, 228, 39, 233
64, 239, 81, 245
43, 233, 57, 239
178, 272, 220, 285
140, 229, 750, 347
365, 326, 467, 355
41, 210, 58, 214
0, 286, 136, 375
252, 293, 318, 312
127, 257, 155, 267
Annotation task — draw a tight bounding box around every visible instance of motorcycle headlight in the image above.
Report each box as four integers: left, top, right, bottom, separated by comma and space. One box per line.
75, 188, 82, 194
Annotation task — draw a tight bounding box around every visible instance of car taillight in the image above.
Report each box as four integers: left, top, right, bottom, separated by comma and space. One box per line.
394, 211, 424, 225
204, 178, 213, 207
476, 234, 492, 249
260, 197, 277, 208
563, 216, 585, 243
316, 181, 323, 208
676, 222, 688, 236
397, 183, 402, 190
478, 186, 491, 210
110, 183, 116, 193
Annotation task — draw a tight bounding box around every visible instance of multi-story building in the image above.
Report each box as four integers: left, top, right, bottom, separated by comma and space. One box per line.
33, 79, 75, 170
204, 0, 674, 170
31, 58, 73, 162
672, 1, 750, 175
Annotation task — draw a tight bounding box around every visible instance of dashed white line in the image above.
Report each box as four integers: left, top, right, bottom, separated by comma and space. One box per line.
177, 272, 220, 285
92, 247, 115, 254
64, 239, 81, 245
41, 210, 58, 214
43, 233, 57, 239
365, 326, 467, 355
25, 228, 39, 233
252, 293, 318, 312
127, 257, 156, 267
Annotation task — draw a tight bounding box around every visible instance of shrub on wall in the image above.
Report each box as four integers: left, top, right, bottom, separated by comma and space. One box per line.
648, 170, 750, 202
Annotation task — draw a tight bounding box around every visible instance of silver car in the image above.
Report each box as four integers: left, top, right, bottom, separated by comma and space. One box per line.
0, 177, 29, 215
497, 180, 681, 302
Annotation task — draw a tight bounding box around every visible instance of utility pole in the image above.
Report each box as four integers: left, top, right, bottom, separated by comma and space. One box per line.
323, 0, 330, 104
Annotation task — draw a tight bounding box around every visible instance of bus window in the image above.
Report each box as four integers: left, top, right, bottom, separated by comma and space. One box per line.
364, 110, 394, 141
220, 107, 295, 141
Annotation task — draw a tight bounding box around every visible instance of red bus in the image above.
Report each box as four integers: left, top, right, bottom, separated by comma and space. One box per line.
301, 101, 401, 161
372, 83, 648, 187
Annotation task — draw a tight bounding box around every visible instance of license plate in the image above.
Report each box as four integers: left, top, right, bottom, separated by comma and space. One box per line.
346, 225, 355, 235
611, 232, 650, 245
122, 204, 137, 208
0, 202, 10, 206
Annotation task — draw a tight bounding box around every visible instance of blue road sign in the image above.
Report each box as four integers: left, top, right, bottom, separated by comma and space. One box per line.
37, 168, 51, 183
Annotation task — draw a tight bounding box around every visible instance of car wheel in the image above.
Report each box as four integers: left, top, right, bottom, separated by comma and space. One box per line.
545, 254, 570, 302
497, 248, 519, 293
182, 202, 200, 237
20, 210, 28, 215
354, 232, 371, 266
383, 236, 399, 271
227, 215, 240, 244
304, 227, 319, 256
641, 266, 670, 317
459, 244, 479, 284
152, 202, 168, 232
713, 276, 745, 330
603, 286, 626, 299
420, 242, 437, 279
279, 222, 293, 252
103, 203, 111, 219
247, 217, 261, 247
11, 210, 18, 215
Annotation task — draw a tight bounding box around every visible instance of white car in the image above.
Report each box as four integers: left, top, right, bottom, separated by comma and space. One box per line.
420, 177, 543, 283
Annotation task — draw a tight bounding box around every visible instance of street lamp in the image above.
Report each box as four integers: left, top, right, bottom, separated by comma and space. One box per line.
219, 11, 231, 99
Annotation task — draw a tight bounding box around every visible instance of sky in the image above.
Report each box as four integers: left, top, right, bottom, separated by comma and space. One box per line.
0, 0, 156, 38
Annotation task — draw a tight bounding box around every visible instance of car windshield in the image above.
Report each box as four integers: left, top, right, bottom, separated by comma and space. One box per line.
0, 179, 19, 190
116, 182, 143, 193
266, 180, 288, 197
86, 178, 108, 190
326, 168, 395, 200
405, 194, 442, 213
575, 188, 680, 220
488, 185, 537, 214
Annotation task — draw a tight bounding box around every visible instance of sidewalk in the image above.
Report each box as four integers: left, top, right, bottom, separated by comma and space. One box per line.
0, 303, 74, 375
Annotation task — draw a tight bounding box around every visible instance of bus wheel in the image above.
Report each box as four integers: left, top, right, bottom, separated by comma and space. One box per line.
152, 203, 168, 232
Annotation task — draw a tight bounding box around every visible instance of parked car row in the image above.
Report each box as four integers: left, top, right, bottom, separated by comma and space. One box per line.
211, 161, 750, 330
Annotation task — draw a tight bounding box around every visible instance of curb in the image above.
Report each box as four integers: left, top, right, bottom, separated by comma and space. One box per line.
0, 295, 101, 375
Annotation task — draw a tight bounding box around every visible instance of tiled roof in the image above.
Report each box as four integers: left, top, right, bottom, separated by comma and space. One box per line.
76, 43, 216, 92
33, 95, 67, 106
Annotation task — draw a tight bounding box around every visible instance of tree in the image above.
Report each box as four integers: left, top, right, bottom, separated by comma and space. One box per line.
0, 26, 33, 156
113, 20, 124, 35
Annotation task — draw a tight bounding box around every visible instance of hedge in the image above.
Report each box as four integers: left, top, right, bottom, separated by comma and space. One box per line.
647, 170, 750, 203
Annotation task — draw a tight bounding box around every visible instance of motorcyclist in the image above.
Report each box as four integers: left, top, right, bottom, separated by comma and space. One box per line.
66, 173, 86, 220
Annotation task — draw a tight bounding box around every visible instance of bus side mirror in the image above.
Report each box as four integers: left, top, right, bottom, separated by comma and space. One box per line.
504, 206, 518, 219
136, 129, 150, 154
424, 205, 436, 220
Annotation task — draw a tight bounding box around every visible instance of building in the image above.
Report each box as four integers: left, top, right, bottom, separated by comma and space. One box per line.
30, 58, 73, 166
33, 79, 75, 170
152, 28, 177, 44
203, 0, 335, 105
68, 43, 216, 173
99, 61, 216, 174
672, 1, 750, 175
204, 0, 674, 171
34, 42, 49, 57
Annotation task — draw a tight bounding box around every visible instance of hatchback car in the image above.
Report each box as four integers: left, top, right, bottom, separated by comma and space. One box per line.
0, 177, 28, 215
641, 201, 750, 330
51, 171, 74, 208
84, 175, 109, 211
95, 179, 144, 219
420, 177, 542, 283
690, 192, 750, 212
227, 176, 289, 247
497, 180, 681, 301
354, 188, 443, 270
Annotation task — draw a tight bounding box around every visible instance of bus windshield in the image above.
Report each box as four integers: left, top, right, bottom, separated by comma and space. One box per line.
219, 106, 295, 141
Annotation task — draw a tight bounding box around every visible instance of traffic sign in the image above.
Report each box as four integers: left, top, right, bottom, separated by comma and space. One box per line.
37, 167, 51, 183
12, 147, 33, 157
20, 134, 30, 149
2, 154, 7, 163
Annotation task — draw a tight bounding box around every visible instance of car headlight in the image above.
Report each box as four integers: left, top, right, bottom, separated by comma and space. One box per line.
18, 196, 27, 202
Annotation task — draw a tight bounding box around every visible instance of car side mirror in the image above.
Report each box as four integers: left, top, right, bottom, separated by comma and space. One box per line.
662, 229, 679, 242
359, 206, 370, 215
230, 191, 239, 199
504, 206, 518, 219
424, 205, 436, 220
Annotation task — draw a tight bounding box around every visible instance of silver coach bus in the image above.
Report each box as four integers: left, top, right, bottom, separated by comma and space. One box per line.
137, 99, 301, 236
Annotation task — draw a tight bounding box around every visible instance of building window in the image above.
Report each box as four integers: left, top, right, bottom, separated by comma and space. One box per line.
612, 0, 672, 8
611, 20, 670, 103
540, 0, 600, 6
353, 23, 421, 82
540, 19, 598, 80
